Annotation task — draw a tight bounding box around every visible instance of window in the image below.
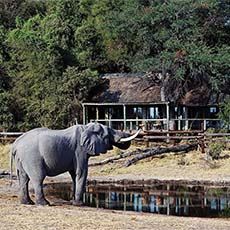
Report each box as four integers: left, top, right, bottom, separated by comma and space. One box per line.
210, 107, 217, 113
147, 107, 159, 119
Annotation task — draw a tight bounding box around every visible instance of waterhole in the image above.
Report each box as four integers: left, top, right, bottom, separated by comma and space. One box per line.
44, 181, 230, 218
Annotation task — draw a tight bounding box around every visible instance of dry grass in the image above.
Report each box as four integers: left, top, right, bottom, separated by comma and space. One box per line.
88, 146, 230, 182
0, 144, 10, 171
1, 143, 230, 182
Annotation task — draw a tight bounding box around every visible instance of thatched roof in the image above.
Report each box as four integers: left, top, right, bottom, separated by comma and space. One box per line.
179, 86, 211, 106
90, 73, 226, 106
92, 73, 162, 103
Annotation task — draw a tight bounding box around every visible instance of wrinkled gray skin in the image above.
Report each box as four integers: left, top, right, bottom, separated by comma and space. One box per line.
11, 123, 131, 206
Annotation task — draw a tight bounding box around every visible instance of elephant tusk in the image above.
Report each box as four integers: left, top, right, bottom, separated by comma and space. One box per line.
119, 129, 141, 142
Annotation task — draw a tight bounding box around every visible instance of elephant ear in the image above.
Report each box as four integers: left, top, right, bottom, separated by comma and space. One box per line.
80, 123, 110, 155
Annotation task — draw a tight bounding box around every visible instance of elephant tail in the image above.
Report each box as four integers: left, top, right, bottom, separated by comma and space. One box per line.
9, 144, 16, 185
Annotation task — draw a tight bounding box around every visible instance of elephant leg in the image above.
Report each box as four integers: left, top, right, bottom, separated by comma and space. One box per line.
69, 170, 76, 200
31, 177, 50, 206
22, 159, 50, 206
31, 176, 49, 206
17, 164, 34, 205
72, 165, 88, 206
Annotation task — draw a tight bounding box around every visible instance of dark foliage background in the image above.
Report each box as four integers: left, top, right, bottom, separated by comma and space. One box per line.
0, 0, 229, 130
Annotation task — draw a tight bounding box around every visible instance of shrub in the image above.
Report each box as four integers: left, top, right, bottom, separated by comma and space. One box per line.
206, 128, 216, 133
219, 99, 230, 128
220, 207, 230, 218
207, 142, 225, 160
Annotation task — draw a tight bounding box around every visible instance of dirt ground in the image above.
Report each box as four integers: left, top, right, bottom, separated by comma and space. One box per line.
0, 179, 230, 230
0, 144, 230, 229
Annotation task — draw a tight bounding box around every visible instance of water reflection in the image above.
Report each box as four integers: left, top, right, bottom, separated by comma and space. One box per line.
83, 183, 230, 217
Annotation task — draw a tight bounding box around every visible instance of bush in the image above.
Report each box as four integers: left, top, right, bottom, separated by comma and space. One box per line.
206, 128, 216, 133
207, 142, 225, 160
220, 207, 230, 218
219, 99, 230, 128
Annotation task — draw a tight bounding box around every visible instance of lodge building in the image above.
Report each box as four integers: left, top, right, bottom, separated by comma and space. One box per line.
82, 73, 222, 131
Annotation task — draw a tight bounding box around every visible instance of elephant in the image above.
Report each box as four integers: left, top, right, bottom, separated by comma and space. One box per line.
11, 123, 140, 206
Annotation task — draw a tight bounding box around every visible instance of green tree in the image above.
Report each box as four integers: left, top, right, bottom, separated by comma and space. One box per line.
6, 1, 101, 129
0, 26, 13, 130
1, 0, 229, 130
7, 12, 69, 129
0, 0, 46, 29
219, 99, 230, 128
61, 67, 100, 124
93, 0, 230, 100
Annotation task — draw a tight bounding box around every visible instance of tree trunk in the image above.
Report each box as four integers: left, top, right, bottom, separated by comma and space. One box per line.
89, 148, 144, 167
124, 144, 197, 167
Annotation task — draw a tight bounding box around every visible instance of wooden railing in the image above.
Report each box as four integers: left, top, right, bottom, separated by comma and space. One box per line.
136, 130, 203, 147
136, 130, 230, 151
0, 132, 23, 143
89, 118, 222, 131
1, 129, 229, 149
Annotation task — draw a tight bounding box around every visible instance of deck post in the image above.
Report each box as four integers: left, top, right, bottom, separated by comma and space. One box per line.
166, 103, 170, 131
178, 118, 181, 130
185, 107, 189, 130
203, 119, 207, 131
82, 104, 86, 125
166, 103, 170, 142
105, 107, 110, 127
96, 106, 99, 122
135, 107, 138, 130
123, 104, 127, 130
108, 107, 112, 128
